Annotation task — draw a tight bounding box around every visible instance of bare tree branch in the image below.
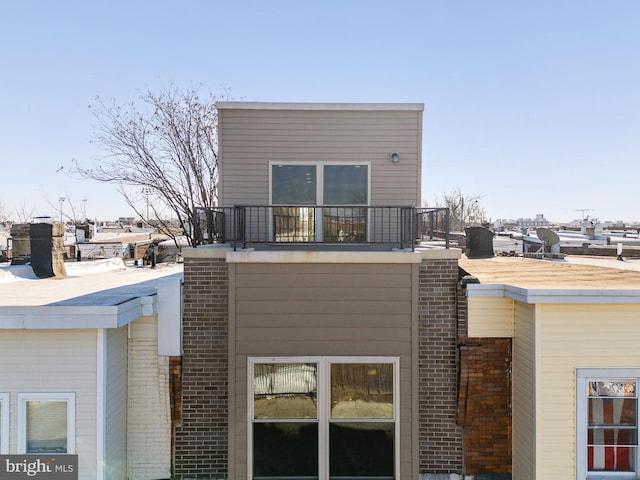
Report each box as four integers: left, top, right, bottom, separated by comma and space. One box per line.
72, 84, 226, 247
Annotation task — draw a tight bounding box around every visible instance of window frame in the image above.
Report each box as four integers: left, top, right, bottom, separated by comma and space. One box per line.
0, 393, 9, 454
17, 392, 76, 455
577, 368, 640, 479
248, 356, 399, 480
269, 161, 371, 242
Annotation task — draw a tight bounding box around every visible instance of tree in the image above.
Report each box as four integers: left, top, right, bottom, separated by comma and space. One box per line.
73, 84, 223, 248
426, 188, 488, 232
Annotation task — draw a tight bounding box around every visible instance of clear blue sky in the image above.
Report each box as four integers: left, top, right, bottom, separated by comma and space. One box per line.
1, 1, 639, 223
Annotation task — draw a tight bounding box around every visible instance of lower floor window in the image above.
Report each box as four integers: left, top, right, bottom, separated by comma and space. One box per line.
250, 357, 398, 480
18, 393, 76, 454
577, 369, 640, 478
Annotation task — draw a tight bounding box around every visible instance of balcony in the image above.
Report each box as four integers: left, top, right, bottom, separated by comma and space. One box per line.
193, 206, 450, 251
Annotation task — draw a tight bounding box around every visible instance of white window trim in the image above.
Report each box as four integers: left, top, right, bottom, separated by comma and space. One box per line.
0, 393, 9, 454
17, 392, 76, 455
577, 368, 640, 479
248, 356, 400, 480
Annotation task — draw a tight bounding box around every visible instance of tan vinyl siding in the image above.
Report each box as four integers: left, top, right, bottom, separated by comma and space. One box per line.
0, 330, 98, 480
512, 302, 536, 480
467, 296, 514, 337
105, 327, 128, 480
231, 262, 415, 479
218, 108, 422, 207
537, 303, 640, 479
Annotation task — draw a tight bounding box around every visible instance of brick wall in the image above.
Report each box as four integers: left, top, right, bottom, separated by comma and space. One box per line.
418, 258, 464, 473
457, 337, 512, 474
174, 257, 229, 479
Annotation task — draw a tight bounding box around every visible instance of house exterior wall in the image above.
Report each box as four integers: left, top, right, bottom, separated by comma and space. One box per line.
229, 256, 417, 479
128, 317, 172, 480
175, 248, 464, 479
536, 303, 640, 479
217, 103, 423, 207
0, 329, 98, 480
105, 326, 128, 480
466, 296, 514, 337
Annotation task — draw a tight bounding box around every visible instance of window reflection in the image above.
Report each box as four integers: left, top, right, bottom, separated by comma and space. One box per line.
254, 363, 317, 419
331, 363, 393, 419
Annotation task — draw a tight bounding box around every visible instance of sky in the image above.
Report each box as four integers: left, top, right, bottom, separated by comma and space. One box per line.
1, 1, 639, 224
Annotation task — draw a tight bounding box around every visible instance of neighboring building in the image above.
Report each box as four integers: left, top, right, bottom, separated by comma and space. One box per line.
174, 102, 504, 480
460, 255, 640, 480
0, 259, 182, 480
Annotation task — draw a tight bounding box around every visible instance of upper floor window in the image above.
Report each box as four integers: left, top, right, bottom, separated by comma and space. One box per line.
249, 356, 398, 480
270, 162, 369, 243
18, 393, 76, 454
577, 369, 639, 478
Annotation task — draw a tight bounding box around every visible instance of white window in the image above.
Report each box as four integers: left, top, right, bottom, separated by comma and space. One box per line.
577, 369, 640, 478
249, 356, 399, 480
0, 393, 9, 454
18, 393, 76, 454
270, 162, 370, 242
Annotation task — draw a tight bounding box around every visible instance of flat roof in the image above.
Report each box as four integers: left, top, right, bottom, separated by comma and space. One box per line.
460, 255, 640, 304
216, 101, 424, 111
0, 259, 183, 328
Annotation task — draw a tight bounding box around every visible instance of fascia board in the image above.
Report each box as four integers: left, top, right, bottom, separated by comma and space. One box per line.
466, 283, 640, 305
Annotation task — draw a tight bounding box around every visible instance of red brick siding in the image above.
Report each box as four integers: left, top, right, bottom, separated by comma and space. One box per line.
457, 337, 512, 474
174, 257, 229, 479
418, 259, 464, 473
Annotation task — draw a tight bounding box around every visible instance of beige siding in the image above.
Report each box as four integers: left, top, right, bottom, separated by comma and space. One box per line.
512, 302, 536, 480
128, 317, 172, 480
467, 296, 514, 337
537, 304, 640, 479
230, 262, 415, 479
218, 108, 422, 207
105, 327, 128, 480
0, 330, 98, 480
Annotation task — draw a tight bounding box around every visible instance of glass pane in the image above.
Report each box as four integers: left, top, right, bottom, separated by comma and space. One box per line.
272, 165, 316, 205
588, 441, 636, 472
254, 422, 318, 479
274, 207, 315, 242
324, 165, 368, 205
589, 380, 636, 397
589, 398, 637, 427
322, 208, 366, 243
331, 363, 393, 419
254, 363, 317, 419
329, 422, 394, 478
26, 401, 67, 453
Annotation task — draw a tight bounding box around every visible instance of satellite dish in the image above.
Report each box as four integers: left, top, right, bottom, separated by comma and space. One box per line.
536, 227, 560, 254
536, 227, 559, 246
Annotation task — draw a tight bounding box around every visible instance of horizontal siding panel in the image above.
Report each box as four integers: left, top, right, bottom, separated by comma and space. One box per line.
236, 263, 410, 276
237, 340, 410, 357
467, 297, 514, 337
237, 313, 409, 328
237, 327, 410, 343
236, 273, 411, 288
237, 300, 409, 315
236, 287, 410, 302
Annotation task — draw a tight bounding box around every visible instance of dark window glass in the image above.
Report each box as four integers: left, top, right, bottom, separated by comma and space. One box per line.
272, 165, 316, 205
329, 422, 394, 478
253, 422, 318, 479
324, 165, 367, 205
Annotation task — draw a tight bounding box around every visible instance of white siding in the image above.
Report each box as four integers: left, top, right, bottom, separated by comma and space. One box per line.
127, 317, 171, 480
467, 296, 514, 337
512, 302, 536, 479
0, 330, 98, 480
105, 327, 128, 480
537, 304, 640, 479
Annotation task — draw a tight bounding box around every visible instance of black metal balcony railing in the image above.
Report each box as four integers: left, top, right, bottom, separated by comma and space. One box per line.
194, 206, 450, 251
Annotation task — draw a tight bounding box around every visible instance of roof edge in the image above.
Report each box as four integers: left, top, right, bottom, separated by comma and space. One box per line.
215, 101, 424, 111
